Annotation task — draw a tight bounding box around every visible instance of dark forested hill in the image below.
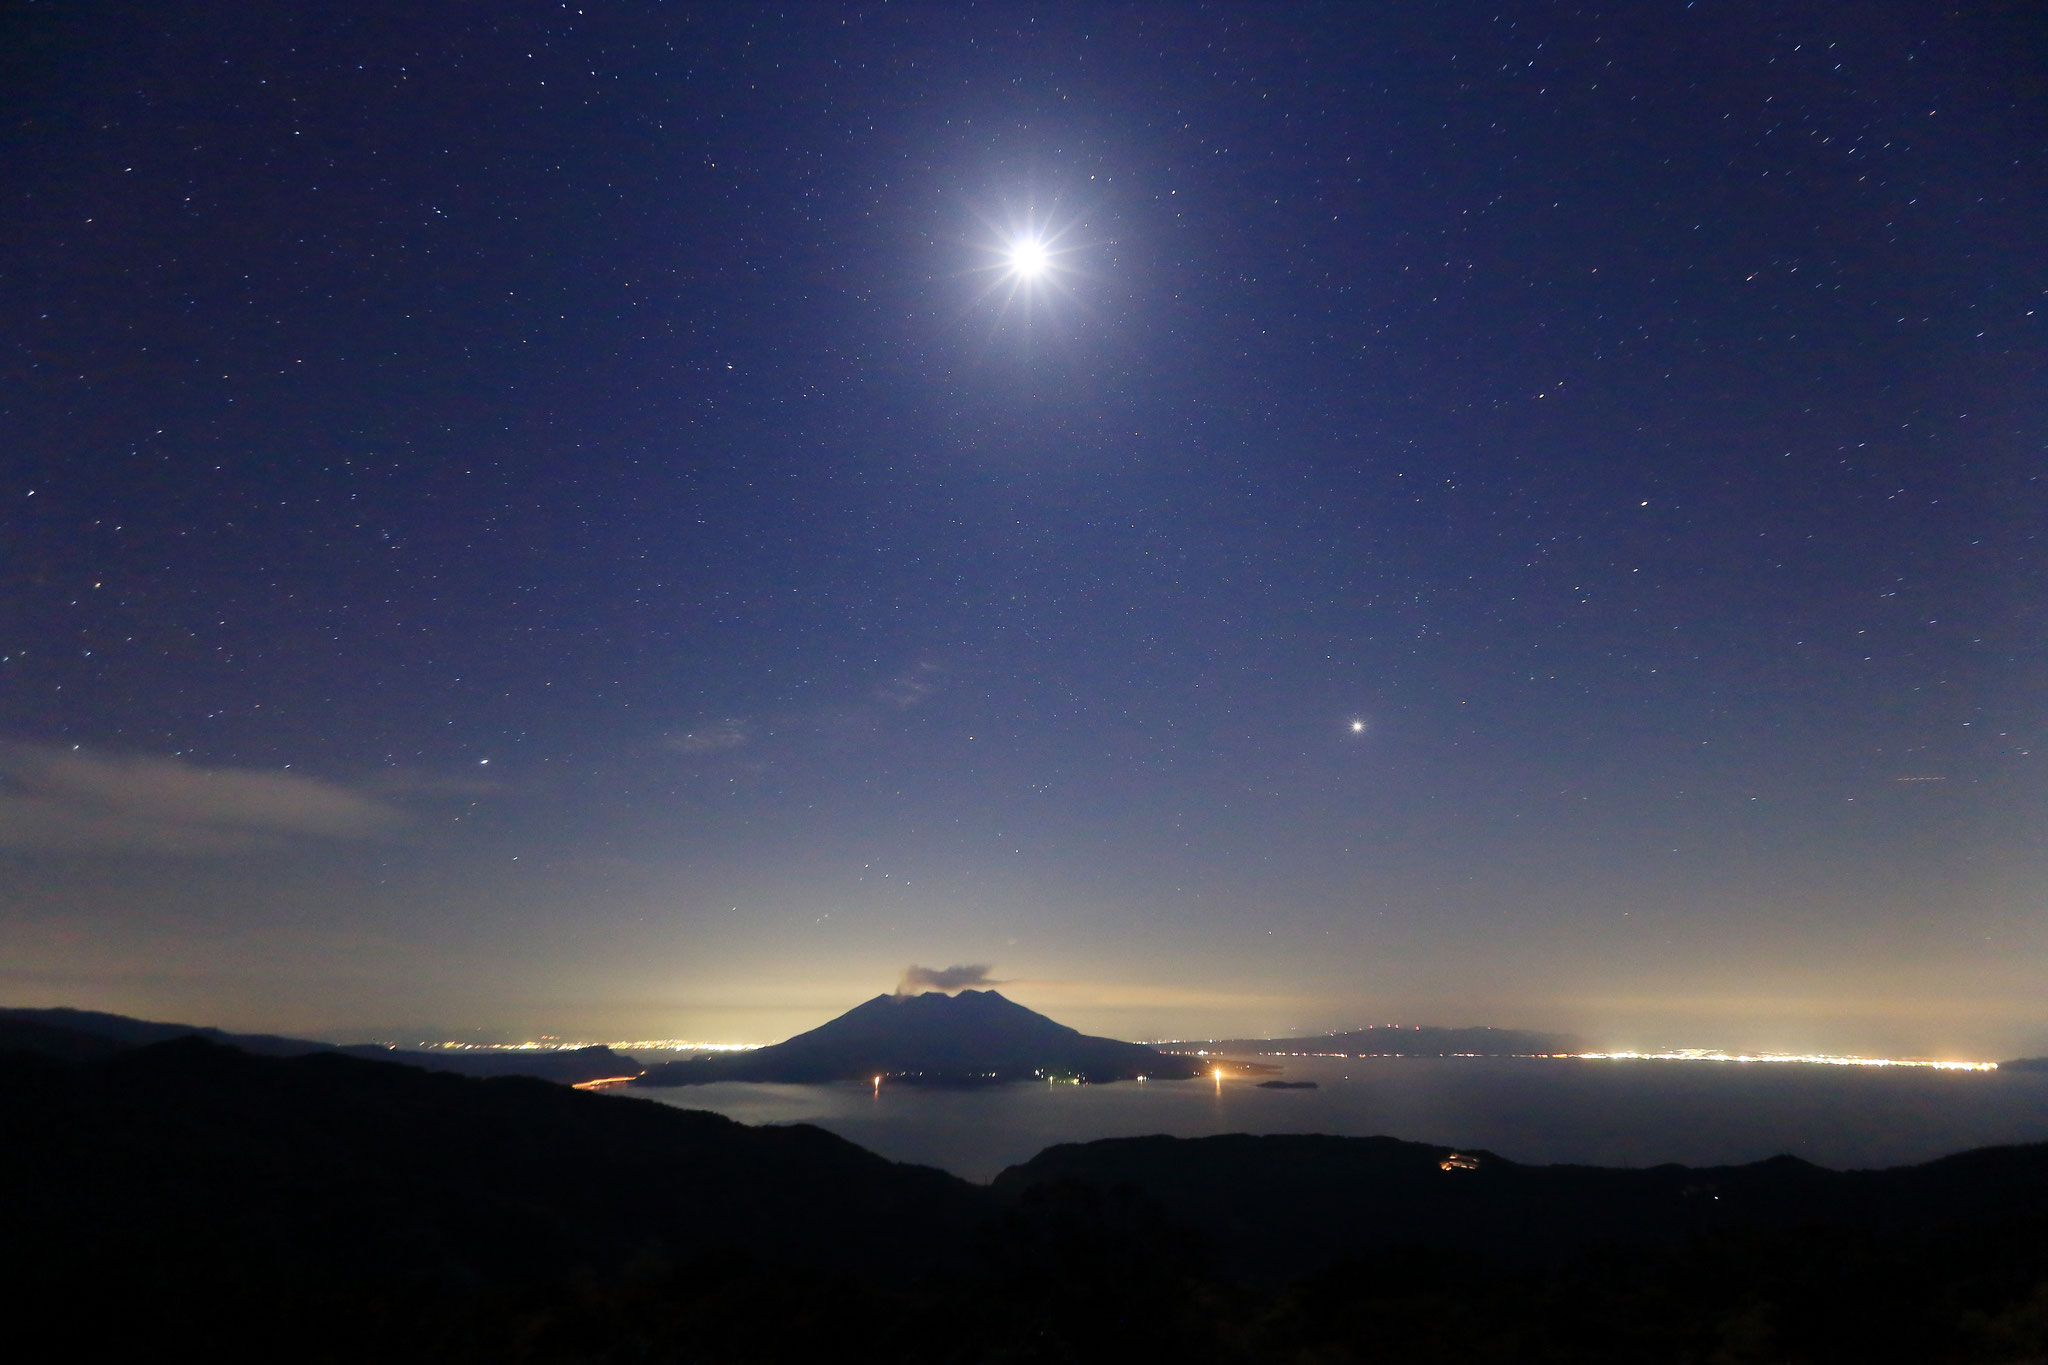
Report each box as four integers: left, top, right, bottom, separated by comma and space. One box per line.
0, 1036, 984, 1360
5, 1031, 2046, 1363
2, 1037, 981, 1275
993, 1131, 2048, 1282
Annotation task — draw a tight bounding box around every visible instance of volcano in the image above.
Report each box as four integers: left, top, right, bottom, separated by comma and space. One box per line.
636, 989, 1200, 1085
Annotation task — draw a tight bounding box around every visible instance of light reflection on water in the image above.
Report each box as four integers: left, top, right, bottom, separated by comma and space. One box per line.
636, 1056, 2048, 1184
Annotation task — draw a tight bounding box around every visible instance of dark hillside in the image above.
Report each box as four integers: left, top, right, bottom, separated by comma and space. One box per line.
0, 1038, 983, 1358
5, 1036, 2046, 1363
993, 1131, 2048, 1283
0, 1014, 129, 1061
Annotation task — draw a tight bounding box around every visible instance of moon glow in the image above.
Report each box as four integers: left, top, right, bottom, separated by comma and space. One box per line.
961, 201, 1090, 336
1007, 236, 1050, 280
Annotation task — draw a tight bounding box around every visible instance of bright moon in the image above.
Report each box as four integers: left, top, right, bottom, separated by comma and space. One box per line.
1008, 236, 1050, 279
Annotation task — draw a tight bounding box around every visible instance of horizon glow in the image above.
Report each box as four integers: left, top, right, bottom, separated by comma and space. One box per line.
415, 1035, 2007, 1072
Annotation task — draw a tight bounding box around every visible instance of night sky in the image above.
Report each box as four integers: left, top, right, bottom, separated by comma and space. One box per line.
4, 3, 2042, 1056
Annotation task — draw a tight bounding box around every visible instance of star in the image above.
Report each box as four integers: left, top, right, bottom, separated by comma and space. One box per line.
1349, 720, 1367, 734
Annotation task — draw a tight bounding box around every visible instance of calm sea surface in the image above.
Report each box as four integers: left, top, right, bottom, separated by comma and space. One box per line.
637, 1055, 2048, 1183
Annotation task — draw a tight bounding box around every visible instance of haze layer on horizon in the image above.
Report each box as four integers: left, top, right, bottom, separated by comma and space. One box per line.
3, 5, 2042, 1061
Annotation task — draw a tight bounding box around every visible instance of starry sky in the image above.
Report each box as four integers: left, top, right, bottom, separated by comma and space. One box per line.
3, 3, 2043, 1056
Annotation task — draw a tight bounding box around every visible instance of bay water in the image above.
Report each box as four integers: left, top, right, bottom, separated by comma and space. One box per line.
638, 1054, 2048, 1183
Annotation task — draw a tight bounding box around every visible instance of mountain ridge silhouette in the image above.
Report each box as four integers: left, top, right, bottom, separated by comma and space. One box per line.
5, 1014, 2047, 1361
0, 1003, 640, 1083
638, 988, 1200, 1085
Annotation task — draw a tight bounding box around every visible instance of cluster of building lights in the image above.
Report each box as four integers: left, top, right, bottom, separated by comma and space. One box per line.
415, 1039, 763, 1053
425, 1041, 1998, 1071
1570, 1049, 1997, 1071
1162, 1045, 1999, 1072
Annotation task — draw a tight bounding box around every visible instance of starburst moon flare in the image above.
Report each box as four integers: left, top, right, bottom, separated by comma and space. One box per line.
1007, 236, 1050, 280
960, 204, 1090, 336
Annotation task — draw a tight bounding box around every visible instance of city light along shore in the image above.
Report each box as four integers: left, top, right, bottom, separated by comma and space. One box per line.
1568, 1049, 1997, 1071
1161, 1045, 2000, 1071
411, 1039, 764, 1054
416, 1039, 1998, 1071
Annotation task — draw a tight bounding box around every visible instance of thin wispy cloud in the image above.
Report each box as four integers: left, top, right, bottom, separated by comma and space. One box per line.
873, 659, 943, 710
0, 743, 404, 854
664, 719, 751, 757
663, 658, 946, 767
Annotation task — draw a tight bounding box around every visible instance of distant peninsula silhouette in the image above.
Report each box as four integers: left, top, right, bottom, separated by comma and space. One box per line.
1173, 1023, 1584, 1057
0, 1005, 638, 1084
637, 988, 1200, 1085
